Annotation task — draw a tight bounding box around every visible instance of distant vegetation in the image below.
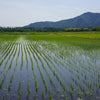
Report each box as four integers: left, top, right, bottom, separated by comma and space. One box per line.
0, 27, 99, 32
92, 27, 100, 31
0, 27, 100, 33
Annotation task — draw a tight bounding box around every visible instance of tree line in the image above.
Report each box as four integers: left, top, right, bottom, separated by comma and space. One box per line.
0, 27, 100, 32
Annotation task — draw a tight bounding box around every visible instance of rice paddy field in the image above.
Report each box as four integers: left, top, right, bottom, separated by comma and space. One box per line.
0, 33, 100, 100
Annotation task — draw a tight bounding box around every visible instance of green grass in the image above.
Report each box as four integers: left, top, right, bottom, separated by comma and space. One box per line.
25, 34, 100, 50
0, 32, 100, 50
0, 31, 100, 35
58, 32, 100, 38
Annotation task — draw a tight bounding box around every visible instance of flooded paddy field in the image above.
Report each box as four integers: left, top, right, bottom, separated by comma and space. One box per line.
0, 34, 100, 100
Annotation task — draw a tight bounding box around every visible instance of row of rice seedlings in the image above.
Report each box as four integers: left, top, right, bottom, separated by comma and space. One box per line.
26, 43, 42, 100
24, 46, 28, 71
72, 75, 94, 98
37, 62, 48, 91
0, 45, 9, 57
70, 66, 96, 98
78, 60, 94, 77
69, 62, 88, 87
38, 41, 97, 97
17, 80, 21, 100
33, 44, 66, 90
39, 47, 67, 81
36, 42, 64, 65
29, 43, 67, 99
34, 92, 38, 100
0, 42, 8, 58
36, 44, 66, 73
35, 48, 60, 86
0, 44, 16, 75
74, 58, 99, 90
35, 44, 66, 78
42, 90, 45, 100
36, 42, 89, 98
17, 43, 24, 100
8, 45, 20, 92
66, 56, 86, 75
29, 44, 54, 86
31, 42, 65, 90
14, 44, 20, 72
0, 44, 18, 94
43, 52, 68, 86
35, 65, 47, 91
68, 62, 82, 76
74, 65, 91, 81
50, 51, 65, 66
51, 53, 68, 71
1, 41, 13, 52
8, 74, 14, 91
80, 55, 98, 74
48, 88, 52, 100
0, 41, 12, 59
7, 45, 17, 72
1, 41, 13, 55
0, 40, 5, 53
0, 42, 14, 66
29, 43, 53, 78
20, 45, 23, 70
26, 82, 30, 100
84, 64, 99, 82
28, 45, 48, 91
0, 73, 5, 89
25, 45, 38, 92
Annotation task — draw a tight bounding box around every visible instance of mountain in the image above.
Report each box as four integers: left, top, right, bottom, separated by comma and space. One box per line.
26, 12, 100, 28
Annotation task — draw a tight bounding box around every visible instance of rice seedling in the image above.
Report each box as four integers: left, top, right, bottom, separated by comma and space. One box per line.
0, 34, 100, 100
34, 92, 37, 100
8, 74, 14, 91
20, 45, 23, 70
35, 79, 38, 92
48, 88, 52, 100
17, 80, 21, 100
42, 90, 44, 100
27, 83, 30, 100
0, 73, 5, 89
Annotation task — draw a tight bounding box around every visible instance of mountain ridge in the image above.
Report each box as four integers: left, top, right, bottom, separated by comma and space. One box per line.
25, 12, 100, 28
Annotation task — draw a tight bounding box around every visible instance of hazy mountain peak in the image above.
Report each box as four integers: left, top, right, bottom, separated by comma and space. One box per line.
26, 12, 100, 28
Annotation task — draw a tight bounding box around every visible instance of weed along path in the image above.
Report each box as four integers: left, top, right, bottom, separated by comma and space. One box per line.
0, 35, 100, 100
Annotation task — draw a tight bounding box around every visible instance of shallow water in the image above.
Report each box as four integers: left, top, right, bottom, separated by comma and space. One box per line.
0, 36, 100, 100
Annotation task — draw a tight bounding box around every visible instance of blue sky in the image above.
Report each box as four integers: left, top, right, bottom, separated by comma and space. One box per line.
0, 0, 100, 27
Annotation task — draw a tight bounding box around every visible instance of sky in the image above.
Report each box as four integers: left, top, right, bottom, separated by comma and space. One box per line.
0, 0, 100, 27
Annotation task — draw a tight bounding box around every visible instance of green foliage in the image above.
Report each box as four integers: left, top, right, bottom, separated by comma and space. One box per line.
92, 27, 100, 31
0, 27, 90, 33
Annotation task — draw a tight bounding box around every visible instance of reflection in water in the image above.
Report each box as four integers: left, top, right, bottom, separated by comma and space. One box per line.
0, 37, 100, 100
